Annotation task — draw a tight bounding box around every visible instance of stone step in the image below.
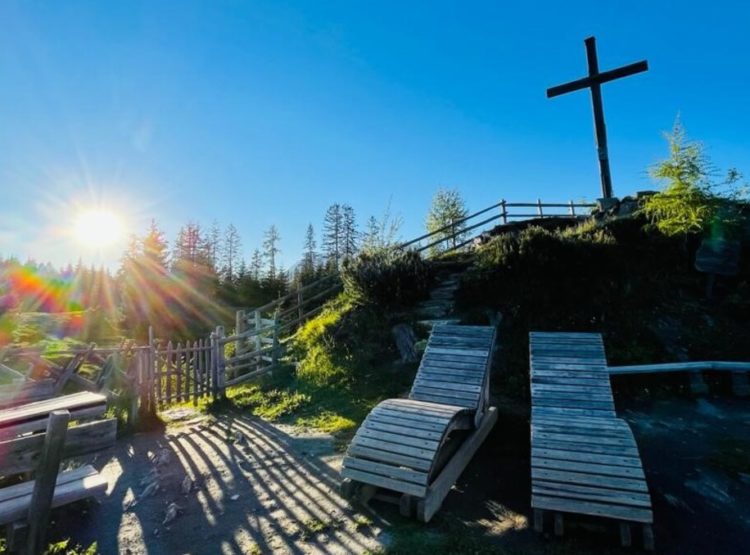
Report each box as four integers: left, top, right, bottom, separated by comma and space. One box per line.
418, 318, 462, 328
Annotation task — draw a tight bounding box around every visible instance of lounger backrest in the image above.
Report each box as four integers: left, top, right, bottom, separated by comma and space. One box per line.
408, 324, 496, 410
529, 331, 615, 418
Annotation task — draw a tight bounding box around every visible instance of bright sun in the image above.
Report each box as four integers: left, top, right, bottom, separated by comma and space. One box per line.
73, 209, 124, 248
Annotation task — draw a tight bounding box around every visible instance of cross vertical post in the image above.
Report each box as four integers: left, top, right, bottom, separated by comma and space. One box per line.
584, 37, 613, 199
547, 37, 648, 199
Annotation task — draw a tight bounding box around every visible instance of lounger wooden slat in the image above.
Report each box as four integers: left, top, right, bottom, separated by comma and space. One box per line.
530, 332, 654, 550
342, 324, 497, 522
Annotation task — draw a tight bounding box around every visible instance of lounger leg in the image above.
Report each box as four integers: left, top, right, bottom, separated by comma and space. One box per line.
553, 513, 564, 537
619, 522, 632, 547
358, 484, 377, 504
6, 521, 28, 552
399, 494, 415, 517
642, 524, 655, 551
533, 509, 545, 533
340, 478, 357, 500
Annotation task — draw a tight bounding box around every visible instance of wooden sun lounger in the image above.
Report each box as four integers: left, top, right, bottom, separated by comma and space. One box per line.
529, 332, 654, 550
341, 324, 497, 522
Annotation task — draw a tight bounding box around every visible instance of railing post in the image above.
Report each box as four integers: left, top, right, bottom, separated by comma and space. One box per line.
537, 198, 544, 218
569, 200, 576, 217
235, 309, 246, 355
501, 199, 508, 225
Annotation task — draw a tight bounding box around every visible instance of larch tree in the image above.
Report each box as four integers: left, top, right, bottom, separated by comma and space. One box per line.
426, 188, 469, 254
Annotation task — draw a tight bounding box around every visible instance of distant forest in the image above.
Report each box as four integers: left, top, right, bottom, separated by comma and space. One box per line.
0, 202, 404, 343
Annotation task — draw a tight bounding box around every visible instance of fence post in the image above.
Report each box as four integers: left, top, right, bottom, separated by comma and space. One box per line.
271, 314, 280, 376
209, 330, 217, 398
147, 327, 156, 414
215, 326, 226, 399
569, 200, 576, 217
254, 310, 262, 373
537, 198, 544, 218
235, 310, 246, 356
501, 199, 508, 225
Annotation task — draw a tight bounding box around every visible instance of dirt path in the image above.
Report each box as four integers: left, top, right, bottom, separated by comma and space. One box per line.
50, 410, 385, 554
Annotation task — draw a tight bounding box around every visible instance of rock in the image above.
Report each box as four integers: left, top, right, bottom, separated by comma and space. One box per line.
140, 480, 159, 499
181, 476, 193, 495
230, 494, 240, 501
392, 323, 418, 363
163, 502, 182, 525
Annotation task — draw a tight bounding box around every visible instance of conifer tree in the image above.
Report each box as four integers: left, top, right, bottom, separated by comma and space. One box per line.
341, 204, 358, 260
262, 225, 281, 279
221, 224, 242, 283
322, 203, 342, 267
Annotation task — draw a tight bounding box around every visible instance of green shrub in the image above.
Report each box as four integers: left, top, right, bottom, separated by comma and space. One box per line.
341, 249, 432, 307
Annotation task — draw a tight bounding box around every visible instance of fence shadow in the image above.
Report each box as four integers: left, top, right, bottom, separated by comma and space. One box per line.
50, 412, 383, 554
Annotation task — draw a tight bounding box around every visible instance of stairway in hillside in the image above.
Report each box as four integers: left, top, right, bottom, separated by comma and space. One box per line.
417, 268, 464, 329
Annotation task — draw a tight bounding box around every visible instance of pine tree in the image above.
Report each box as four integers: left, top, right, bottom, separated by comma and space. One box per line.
221, 224, 242, 283
303, 223, 316, 270
207, 219, 222, 272
262, 225, 281, 279
341, 204, 358, 259
426, 188, 468, 254
250, 249, 263, 280
322, 203, 342, 267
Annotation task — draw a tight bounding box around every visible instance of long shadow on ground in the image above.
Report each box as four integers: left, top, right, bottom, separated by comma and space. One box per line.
48, 412, 383, 555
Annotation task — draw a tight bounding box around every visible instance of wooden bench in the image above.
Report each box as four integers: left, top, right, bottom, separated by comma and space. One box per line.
341, 324, 498, 522
529, 332, 654, 550
0, 392, 107, 441
0, 410, 116, 554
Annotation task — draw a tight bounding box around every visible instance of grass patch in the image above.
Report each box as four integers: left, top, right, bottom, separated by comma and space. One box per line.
299, 517, 341, 541
219, 291, 423, 442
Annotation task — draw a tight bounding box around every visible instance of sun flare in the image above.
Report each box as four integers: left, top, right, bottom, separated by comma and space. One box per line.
73, 209, 124, 248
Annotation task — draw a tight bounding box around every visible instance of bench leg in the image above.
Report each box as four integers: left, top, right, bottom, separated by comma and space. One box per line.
533, 509, 545, 533
553, 513, 564, 537
642, 524, 655, 551
619, 522, 632, 547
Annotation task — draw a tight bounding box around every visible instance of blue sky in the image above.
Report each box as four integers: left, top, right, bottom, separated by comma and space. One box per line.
0, 1, 748, 269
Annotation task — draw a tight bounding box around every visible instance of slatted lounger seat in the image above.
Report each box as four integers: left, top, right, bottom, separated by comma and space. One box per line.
529, 332, 654, 550
341, 324, 497, 522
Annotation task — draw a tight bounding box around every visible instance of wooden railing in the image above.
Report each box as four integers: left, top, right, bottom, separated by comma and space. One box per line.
398, 198, 597, 255
222, 197, 596, 386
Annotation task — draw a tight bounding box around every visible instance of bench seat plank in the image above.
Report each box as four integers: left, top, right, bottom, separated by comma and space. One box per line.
0, 465, 107, 525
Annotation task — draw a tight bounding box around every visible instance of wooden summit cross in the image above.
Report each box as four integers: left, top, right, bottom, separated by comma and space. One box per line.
547, 37, 648, 199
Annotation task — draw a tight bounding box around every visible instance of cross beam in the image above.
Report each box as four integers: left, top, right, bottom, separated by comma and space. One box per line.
547, 37, 648, 199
